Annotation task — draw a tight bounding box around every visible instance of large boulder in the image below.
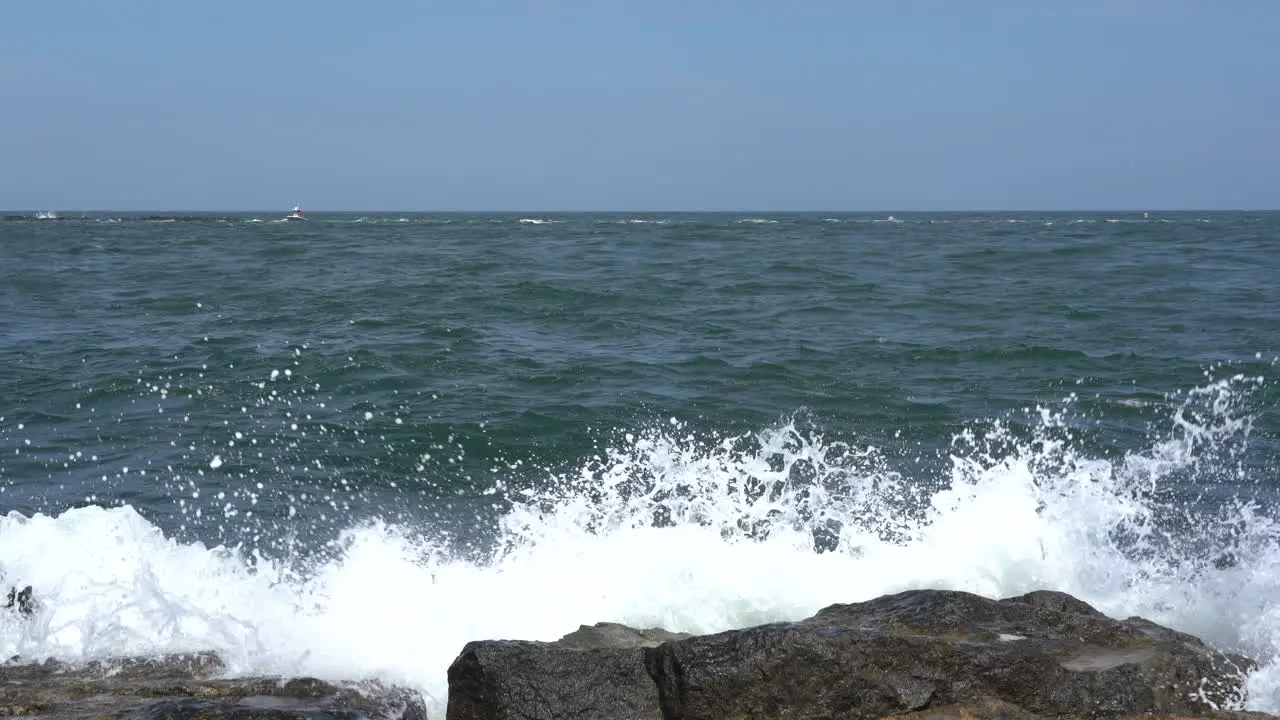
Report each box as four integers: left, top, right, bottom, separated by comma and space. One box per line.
646, 589, 1257, 720
447, 590, 1267, 720
0, 652, 425, 719
447, 623, 690, 720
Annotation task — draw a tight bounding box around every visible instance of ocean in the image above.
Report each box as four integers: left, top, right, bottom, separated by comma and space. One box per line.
1, 211, 1277, 714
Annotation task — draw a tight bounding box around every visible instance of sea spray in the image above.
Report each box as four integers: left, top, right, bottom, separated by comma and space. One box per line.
0, 374, 1277, 715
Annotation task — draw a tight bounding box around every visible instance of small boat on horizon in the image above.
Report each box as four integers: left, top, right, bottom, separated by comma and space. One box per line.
285, 206, 306, 221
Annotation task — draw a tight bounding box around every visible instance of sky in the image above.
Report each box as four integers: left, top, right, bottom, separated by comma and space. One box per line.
1, 1, 1276, 211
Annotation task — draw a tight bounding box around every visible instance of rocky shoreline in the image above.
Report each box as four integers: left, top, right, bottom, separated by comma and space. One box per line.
1, 587, 1274, 719
0, 652, 426, 719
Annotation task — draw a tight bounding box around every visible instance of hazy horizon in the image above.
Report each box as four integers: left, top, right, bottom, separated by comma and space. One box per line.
3, 1, 1276, 211
4, 207, 1278, 215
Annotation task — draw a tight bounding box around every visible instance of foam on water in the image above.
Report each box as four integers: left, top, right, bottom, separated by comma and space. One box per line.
1, 375, 1279, 716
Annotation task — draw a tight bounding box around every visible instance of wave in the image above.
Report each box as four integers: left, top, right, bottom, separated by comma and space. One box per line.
0, 376, 1277, 715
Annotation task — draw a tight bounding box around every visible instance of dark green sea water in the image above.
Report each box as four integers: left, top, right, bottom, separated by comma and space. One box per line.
2, 211, 1279, 711
4, 212, 1277, 537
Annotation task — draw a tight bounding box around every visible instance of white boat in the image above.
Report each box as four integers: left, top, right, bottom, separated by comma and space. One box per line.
285, 206, 306, 221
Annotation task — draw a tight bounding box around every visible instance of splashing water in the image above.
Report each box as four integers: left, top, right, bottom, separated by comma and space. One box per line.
0, 375, 1278, 716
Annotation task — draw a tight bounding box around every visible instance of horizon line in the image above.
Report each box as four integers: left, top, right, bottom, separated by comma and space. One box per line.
5, 208, 1278, 214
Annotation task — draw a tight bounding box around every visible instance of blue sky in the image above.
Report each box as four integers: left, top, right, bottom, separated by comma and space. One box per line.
1, 1, 1276, 210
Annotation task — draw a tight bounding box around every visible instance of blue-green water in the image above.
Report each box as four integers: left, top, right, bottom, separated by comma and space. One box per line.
1, 211, 1278, 712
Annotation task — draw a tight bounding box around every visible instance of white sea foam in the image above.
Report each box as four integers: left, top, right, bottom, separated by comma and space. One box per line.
0, 376, 1277, 716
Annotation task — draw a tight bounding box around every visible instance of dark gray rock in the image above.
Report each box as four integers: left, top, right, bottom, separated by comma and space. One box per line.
645, 589, 1257, 720
446, 623, 691, 720
0, 652, 425, 719
446, 589, 1267, 720
3, 585, 35, 617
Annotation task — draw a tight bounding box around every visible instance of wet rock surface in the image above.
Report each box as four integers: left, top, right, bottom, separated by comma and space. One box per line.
4, 585, 35, 617
448, 589, 1270, 720
0, 652, 425, 719
447, 622, 692, 720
